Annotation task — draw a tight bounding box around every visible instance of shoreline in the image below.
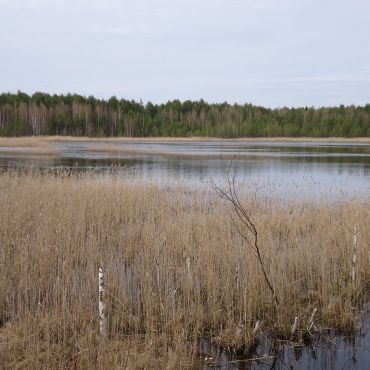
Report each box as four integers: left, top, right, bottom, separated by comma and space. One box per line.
43, 135, 370, 143
0, 135, 370, 145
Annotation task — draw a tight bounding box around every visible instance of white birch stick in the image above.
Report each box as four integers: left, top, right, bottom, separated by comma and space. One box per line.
253, 320, 260, 335
156, 259, 164, 313
291, 316, 299, 335
186, 257, 192, 281
99, 266, 107, 337
307, 308, 317, 331
156, 259, 160, 291
352, 226, 358, 283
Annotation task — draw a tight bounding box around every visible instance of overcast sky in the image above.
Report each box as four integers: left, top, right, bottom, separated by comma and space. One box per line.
0, 0, 369, 107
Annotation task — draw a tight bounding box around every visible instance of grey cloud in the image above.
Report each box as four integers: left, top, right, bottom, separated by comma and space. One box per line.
0, 0, 369, 107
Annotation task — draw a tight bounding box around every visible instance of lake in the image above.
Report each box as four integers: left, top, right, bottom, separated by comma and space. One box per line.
0, 139, 369, 200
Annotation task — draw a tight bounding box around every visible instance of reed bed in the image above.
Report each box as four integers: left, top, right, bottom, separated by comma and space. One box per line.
0, 137, 51, 148
0, 171, 369, 369
0, 137, 57, 155
45, 135, 370, 143
2, 135, 370, 146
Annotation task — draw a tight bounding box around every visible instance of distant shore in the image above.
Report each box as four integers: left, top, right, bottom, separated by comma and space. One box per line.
1, 135, 370, 144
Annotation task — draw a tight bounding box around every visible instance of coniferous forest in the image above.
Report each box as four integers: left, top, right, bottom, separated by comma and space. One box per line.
0, 91, 369, 137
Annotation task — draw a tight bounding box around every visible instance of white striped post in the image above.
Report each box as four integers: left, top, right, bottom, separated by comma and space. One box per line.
291, 316, 299, 335
352, 227, 358, 283
307, 308, 317, 331
99, 266, 107, 337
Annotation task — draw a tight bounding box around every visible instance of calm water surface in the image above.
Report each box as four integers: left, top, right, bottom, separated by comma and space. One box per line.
0, 140, 369, 200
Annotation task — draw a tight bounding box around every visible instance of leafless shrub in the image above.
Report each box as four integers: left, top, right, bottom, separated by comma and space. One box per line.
210, 164, 279, 311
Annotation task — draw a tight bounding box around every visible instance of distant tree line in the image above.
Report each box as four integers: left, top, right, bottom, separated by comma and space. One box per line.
0, 91, 369, 137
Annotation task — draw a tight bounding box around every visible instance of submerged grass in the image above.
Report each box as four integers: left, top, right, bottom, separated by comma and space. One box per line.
0, 171, 369, 368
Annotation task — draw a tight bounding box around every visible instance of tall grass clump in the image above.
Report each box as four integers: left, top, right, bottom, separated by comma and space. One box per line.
0, 170, 369, 369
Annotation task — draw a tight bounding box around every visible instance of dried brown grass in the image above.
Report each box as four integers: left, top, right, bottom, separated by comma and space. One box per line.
0, 137, 57, 155
47, 136, 370, 143
0, 171, 369, 369
0, 137, 51, 148
2, 135, 370, 145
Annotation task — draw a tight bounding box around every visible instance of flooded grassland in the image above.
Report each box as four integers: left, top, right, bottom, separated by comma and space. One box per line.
0, 137, 369, 369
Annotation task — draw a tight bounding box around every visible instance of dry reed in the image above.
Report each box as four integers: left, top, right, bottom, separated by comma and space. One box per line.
0, 137, 51, 148
0, 171, 369, 369
2, 135, 370, 146
0, 137, 57, 155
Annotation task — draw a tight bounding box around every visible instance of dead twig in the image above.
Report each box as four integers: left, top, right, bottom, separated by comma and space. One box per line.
210, 164, 279, 312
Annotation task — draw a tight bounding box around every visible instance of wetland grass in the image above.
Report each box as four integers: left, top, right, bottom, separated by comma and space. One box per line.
0, 171, 369, 368
0, 137, 57, 155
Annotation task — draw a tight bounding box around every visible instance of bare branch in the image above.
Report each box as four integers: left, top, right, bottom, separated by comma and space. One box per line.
211, 165, 279, 311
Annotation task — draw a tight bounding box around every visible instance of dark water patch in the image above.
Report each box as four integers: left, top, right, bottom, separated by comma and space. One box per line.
198, 324, 370, 370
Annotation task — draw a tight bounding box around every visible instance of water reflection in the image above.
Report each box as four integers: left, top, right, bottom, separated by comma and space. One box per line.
199, 323, 370, 369
0, 140, 369, 200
